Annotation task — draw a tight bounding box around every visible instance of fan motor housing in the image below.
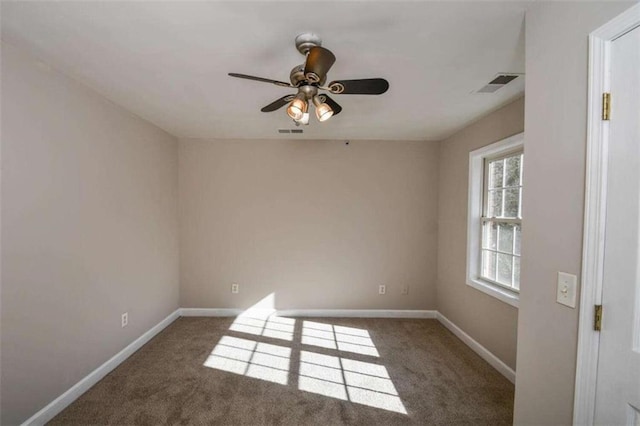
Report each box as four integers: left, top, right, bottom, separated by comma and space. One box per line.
290, 64, 326, 87
289, 65, 306, 86
298, 84, 318, 99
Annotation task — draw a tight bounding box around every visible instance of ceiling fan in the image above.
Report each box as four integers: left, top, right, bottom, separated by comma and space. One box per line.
229, 33, 389, 125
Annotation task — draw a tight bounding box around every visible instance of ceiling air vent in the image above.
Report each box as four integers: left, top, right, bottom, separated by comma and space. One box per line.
278, 129, 304, 134
476, 74, 521, 93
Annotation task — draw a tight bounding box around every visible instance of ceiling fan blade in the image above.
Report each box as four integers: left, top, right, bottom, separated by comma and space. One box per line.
261, 95, 295, 112
304, 47, 336, 83
328, 78, 389, 95
228, 73, 293, 88
319, 95, 342, 116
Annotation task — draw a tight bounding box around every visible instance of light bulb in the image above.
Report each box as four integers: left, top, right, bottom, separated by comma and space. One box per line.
287, 93, 307, 121
313, 95, 333, 122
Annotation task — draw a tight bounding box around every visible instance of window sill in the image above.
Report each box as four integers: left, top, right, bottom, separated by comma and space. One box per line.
466, 277, 519, 308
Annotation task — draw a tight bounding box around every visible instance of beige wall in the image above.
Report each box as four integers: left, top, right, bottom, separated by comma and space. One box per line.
514, 2, 635, 424
0, 44, 180, 424
179, 138, 439, 310
436, 98, 524, 370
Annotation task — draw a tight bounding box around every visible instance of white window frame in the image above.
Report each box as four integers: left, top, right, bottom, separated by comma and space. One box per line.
466, 132, 524, 308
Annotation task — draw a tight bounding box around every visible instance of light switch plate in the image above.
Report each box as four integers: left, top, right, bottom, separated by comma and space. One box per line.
556, 272, 578, 308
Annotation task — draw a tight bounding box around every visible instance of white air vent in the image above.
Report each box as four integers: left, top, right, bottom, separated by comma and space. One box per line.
476, 73, 521, 94
278, 129, 304, 134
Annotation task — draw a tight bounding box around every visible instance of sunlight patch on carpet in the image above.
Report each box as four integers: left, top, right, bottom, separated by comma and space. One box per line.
302, 321, 379, 357
203, 295, 405, 415
204, 336, 291, 385
297, 350, 406, 414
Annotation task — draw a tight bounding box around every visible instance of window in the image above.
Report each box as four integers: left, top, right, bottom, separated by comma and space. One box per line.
467, 133, 523, 307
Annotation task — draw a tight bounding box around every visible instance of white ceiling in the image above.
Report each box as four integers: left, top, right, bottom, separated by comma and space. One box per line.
1, 1, 526, 141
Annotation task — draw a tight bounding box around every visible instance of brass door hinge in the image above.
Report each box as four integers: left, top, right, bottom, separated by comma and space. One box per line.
594, 304, 603, 331
602, 93, 611, 120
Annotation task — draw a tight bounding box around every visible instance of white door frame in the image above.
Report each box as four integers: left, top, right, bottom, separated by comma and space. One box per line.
574, 4, 640, 425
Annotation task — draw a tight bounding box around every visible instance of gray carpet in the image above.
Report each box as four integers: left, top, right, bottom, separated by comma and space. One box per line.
50, 316, 514, 425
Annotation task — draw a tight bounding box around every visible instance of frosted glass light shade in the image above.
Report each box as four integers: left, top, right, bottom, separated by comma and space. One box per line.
315, 103, 333, 122
287, 97, 306, 120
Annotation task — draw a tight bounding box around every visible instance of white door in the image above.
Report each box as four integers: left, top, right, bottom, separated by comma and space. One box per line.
594, 24, 640, 425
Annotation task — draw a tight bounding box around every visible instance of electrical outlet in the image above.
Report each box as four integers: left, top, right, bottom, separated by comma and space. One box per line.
121, 312, 128, 328
231, 283, 239, 294
401, 285, 409, 295
379, 285, 386, 295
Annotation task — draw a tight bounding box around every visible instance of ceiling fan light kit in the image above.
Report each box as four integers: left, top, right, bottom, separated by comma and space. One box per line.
229, 33, 389, 125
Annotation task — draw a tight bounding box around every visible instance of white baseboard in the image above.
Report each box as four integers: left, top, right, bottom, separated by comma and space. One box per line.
21, 309, 181, 426
179, 307, 436, 319
180, 308, 244, 317
436, 312, 516, 383
275, 309, 437, 318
